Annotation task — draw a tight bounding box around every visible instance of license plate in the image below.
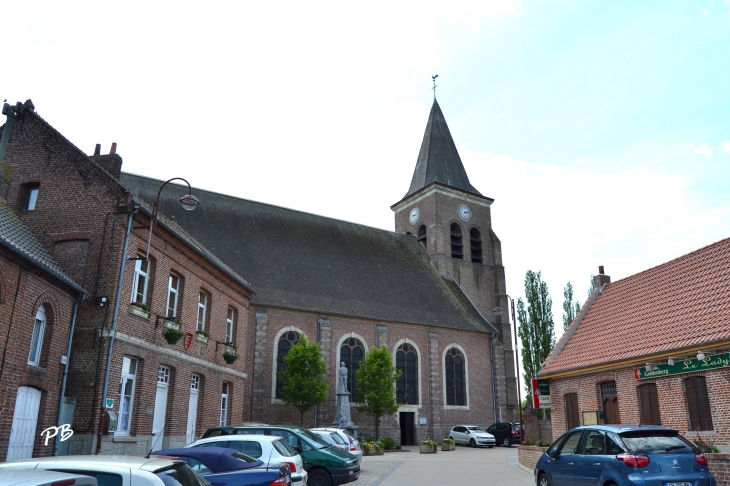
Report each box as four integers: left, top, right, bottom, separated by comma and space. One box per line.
666, 482, 691, 486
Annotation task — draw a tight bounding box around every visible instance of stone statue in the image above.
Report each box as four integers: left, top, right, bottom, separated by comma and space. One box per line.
338, 362, 348, 393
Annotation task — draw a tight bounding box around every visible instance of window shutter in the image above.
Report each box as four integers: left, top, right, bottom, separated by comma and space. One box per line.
565, 393, 579, 429
684, 377, 701, 430
696, 377, 714, 431
648, 384, 661, 425
638, 383, 661, 425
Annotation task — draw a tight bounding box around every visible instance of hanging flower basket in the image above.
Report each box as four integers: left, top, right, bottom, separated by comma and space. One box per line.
223, 352, 239, 364
164, 328, 184, 345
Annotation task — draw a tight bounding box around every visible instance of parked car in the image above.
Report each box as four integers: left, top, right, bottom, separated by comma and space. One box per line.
182, 436, 306, 486
448, 425, 496, 448
152, 446, 291, 486
535, 424, 716, 486
486, 422, 523, 447
0, 469, 98, 486
0, 455, 207, 486
309, 428, 362, 463
202, 425, 360, 486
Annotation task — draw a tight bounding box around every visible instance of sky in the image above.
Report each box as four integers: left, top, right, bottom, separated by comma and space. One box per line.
5, 0, 730, 397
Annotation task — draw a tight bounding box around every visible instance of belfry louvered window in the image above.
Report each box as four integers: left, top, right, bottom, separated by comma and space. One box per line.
450, 223, 463, 259
275, 331, 300, 399
417, 225, 427, 249
396, 343, 418, 405
340, 337, 365, 399
445, 347, 466, 406
470, 228, 483, 264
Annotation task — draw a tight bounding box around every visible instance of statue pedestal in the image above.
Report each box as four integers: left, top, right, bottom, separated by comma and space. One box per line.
332, 391, 358, 437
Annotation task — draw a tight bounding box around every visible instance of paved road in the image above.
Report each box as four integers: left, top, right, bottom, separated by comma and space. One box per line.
356, 444, 534, 486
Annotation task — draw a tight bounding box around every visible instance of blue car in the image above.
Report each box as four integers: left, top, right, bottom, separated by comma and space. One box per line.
152, 447, 291, 486
535, 425, 716, 486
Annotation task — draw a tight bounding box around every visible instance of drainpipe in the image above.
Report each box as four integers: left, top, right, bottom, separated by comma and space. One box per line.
313, 315, 321, 428
96, 203, 138, 454
490, 336, 497, 423
0, 103, 17, 161
54, 295, 85, 455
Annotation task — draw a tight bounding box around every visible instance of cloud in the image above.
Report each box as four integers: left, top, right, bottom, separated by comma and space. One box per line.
723, 141, 730, 153
693, 143, 713, 157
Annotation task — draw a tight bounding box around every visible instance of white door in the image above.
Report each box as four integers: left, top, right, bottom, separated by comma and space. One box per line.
185, 375, 200, 445
151, 366, 170, 450
7, 386, 42, 461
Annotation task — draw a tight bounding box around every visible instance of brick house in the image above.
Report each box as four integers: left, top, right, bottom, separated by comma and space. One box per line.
1, 100, 254, 456
0, 154, 87, 461
121, 99, 520, 443
540, 238, 730, 450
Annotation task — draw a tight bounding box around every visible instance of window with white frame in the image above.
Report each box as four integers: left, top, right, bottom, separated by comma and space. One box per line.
131, 257, 150, 304
220, 383, 229, 426
118, 357, 138, 435
166, 274, 180, 318
226, 308, 236, 344
197, 291, 208, 332
28, 306, 47, 366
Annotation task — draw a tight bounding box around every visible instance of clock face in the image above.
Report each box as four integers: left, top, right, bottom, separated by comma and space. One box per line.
409, 208, 420, 226
458, 204, 471, 222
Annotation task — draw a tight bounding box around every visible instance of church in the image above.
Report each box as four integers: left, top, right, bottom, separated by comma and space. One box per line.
121, 99, 519, 443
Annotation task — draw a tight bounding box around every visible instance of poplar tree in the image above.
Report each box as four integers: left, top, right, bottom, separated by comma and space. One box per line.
517, 270, 556, 395
281, 335, 329, 426
355, 346, 401, 440
562, 281, 581, 330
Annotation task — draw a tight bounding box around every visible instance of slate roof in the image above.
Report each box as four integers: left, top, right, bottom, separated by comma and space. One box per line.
120, 173, 497, 333
539, 237, 730, 377
0, 198, 86, 294
404, 100, 482, 199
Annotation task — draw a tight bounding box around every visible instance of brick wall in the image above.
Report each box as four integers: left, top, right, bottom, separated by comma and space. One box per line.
707, 453, 730, 486
518, 445, 548, 471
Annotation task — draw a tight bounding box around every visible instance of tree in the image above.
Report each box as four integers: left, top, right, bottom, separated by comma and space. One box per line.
587, 274, 596, 297
562, 281, 581, 330
517, 270, 556, 396
354, 346, 401, 440
280, 335, 329, 426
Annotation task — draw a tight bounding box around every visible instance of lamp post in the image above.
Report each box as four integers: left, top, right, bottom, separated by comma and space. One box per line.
145, 178, 199, 260
493, 294, 524, 445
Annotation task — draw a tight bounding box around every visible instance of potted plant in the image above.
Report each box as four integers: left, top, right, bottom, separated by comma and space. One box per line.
223, 345, 239, 364
361, 441, 384, 456
441, 438, 455, 451
195, 330, 210, 343
163, 318, 181, 331
420, 439, 438, 454
163, 327, 184, 345
129, 301, 151, 318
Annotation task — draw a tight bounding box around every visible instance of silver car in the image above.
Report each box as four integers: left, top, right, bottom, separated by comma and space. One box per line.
449, 425, 496, 448
310, 427, 362, 463
188, 434, 308, 486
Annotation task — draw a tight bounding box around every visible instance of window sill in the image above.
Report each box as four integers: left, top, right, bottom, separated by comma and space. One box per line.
686, 430, 717, 436
443, 405, 470, 410
112, 436, 138, 442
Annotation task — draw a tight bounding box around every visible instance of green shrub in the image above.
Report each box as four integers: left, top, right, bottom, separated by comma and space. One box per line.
692, 436, 720, 453
537, 440, 552, 448
522, 439, 534, 445
381, 437, 396, 450
442, 438, 456, 444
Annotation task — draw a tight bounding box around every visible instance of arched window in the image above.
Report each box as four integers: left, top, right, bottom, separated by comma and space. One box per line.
396, 343, 418, 404
275, 331, 300, 399
470, 228, 483, 264
340, 337, 365, 398
417, 225, 427, 249
445, 347, 465, 406
28, 305, 47, 366
450, 223, 463, 259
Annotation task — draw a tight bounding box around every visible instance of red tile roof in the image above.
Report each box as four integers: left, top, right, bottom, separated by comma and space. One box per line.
540, 236, 730, 376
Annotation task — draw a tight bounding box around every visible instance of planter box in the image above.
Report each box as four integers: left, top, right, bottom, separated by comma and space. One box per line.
420, 444, 438, 454
362, 445, 384, 456
164, 321, 181, 331
128, 304, 150, 319
195, 333, 210, 344
441, 442, 455, 451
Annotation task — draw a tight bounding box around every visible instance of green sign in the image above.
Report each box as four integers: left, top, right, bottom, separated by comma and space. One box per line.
105, 398, 114, 408
634, 352, 730, 380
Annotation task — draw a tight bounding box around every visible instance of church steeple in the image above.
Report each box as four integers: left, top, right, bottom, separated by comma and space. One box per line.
405, 99, 481, 198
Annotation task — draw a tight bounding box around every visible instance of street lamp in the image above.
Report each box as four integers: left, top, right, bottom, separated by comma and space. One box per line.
493, 294, 524, 445
145, 178, 199, 260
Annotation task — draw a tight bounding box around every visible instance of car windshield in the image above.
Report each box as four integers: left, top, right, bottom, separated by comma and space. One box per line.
467, 427, 486, 432
619, 431, 698, 454
296, 429, 330, 449
155, 464, 209, 486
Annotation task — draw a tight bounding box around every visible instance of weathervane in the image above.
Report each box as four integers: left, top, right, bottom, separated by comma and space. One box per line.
432, 74, 438, 99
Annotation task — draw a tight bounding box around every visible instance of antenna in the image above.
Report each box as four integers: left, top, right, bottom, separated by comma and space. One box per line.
147, 427, 165, 457
432, 74, 439, 99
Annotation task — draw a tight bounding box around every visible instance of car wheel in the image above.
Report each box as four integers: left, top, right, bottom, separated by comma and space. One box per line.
538, 473, 551, 486
470, 439, 477, 448
308, 469, 332, 486
502, 437, 511, 447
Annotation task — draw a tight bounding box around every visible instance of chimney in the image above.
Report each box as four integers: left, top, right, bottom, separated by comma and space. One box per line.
89, 142, 122, 179
593, 266, 611, 290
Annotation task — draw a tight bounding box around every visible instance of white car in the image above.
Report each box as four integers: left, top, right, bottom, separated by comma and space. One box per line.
0, 455, 206, 486
0, 469, 98, 486
309, 428, 362, 463
188, 434, 307, 486
449, 425, 496, 448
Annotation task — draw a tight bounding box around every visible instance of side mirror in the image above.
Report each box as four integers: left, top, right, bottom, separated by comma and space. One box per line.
293, 445, 302, 453
548, 449, 560, 459
465, 430, 470, 434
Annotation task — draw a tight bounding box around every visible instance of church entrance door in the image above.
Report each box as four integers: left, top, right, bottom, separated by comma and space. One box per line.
399, 412, 415, 445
